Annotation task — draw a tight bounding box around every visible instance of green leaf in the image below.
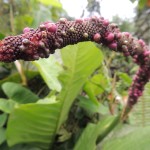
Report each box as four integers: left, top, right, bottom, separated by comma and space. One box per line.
0, 99, 15, 113
2, 82, 39, 104
102, 126, 150, 150
7, 101, 62, 149
77, 96, 109, 115
74, 116, 119, 150
0, 113, 7, 127
117, 72, 132, 85
0, 71, 39, 92
77, 96, 100, 114
33, 56, 62, 92
0, 128, 6, 145
83, 81, 99, 105
38, 0, 62, 8
7, 42, 103, 149
57, 42, 103, 128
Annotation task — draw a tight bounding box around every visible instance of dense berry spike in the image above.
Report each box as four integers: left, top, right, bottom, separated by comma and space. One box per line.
0, 16, 150, 117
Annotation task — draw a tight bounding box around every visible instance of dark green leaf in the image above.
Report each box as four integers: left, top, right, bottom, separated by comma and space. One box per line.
74, 116, 119, 150
0, 128, 6, 145
0, 113, 7, 127
0, 33, 5, 40
2, 82, 39, 104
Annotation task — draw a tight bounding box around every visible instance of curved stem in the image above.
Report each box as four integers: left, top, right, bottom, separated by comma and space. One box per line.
0, 16, 150, 118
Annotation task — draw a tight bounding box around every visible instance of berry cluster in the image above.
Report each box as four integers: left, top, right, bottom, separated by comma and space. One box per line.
0, 16, 149, 116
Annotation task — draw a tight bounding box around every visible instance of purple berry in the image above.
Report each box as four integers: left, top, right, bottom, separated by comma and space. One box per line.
106, 33, 114, 42
93, 33, 101, 42
23, 27, 30, 33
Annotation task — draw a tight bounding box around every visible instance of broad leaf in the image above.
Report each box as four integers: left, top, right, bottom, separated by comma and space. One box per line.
102, 126, 150, 150
7, 42, 103, 149
74, 116, 119, 150
57, 42, 103, 129
2, 82, 39, 104
7, 101, 62, 149
0, 99, 15, 113
33, 56, 62, 92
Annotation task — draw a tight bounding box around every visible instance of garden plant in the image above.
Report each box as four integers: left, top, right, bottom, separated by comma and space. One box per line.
0, 0, 150, 150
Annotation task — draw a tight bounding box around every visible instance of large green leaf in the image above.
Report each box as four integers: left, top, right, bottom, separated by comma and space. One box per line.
57, 42, 103, 129
6, 42, 102, 149
102, 126, 150, 150
2, 82, 39, 104
7, 101, 61, 149
33, 56, 62, 92
74, 116, 119, 150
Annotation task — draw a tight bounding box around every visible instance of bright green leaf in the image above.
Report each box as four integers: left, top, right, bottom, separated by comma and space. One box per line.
74, 116, 119, 150
117, 72, 132, 85
7, 42, 103, 149
57, 42, 103, 129
102, 126, 150, 150
2, 82, 39, 104
33, 56, 62, 92
7, 101, 62, 149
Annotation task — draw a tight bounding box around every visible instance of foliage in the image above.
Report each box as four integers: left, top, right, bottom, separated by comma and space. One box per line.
0, 0, 150, 150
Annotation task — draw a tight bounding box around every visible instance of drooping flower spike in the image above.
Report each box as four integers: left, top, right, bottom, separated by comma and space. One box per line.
0, 16, 149, 118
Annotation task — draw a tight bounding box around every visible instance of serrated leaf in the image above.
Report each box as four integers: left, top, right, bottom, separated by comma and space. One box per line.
33, 56, 62, 92
2, 82, 39, 104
